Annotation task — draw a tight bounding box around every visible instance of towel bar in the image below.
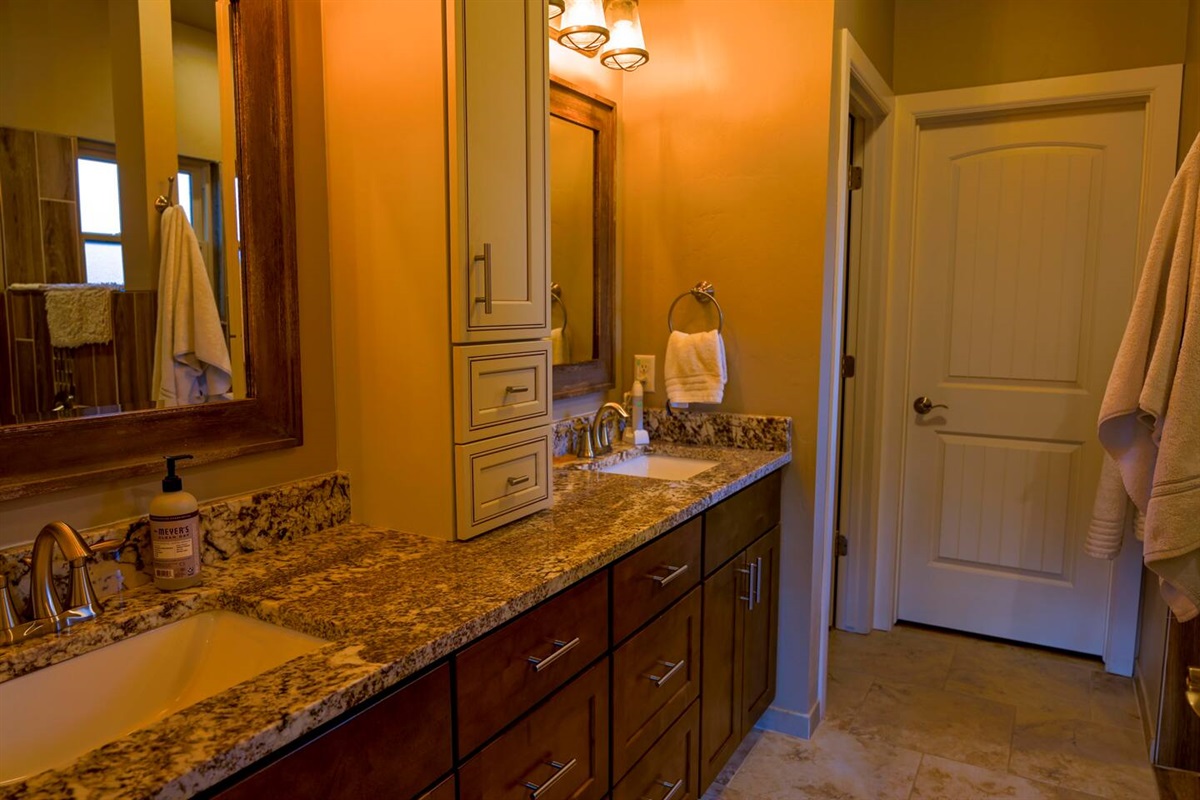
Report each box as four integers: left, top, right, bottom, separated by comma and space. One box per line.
667, 280, 724, 333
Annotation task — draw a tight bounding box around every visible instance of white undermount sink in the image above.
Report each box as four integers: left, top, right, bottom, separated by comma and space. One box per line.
0, 610, 326, 785
599, 454, 719, 481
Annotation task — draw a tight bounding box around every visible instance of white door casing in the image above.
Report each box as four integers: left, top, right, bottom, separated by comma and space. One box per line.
877, 67, 1180, 670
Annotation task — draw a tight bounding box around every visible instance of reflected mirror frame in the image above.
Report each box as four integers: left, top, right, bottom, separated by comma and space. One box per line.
550, 78, 616, 399
0, 0, 302, 500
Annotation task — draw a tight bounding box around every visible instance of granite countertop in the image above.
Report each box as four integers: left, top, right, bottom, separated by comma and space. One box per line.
0, 441, 789, 799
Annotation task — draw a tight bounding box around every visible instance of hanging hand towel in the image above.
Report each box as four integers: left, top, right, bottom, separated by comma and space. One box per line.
1086, 133, 1200, 623
9, 283, 114, 348
551, 327, 567, 365
151, 206, 233, 407
665, 329, 726, 405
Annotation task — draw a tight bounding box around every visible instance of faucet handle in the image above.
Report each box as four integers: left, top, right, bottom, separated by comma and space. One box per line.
0, 575, 22, 632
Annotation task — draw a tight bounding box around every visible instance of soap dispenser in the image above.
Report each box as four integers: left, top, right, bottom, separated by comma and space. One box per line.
150, 454, 201, 590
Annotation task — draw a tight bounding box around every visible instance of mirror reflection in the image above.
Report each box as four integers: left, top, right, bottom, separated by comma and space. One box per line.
549, 114, 596, 366
0, 0, 244, 426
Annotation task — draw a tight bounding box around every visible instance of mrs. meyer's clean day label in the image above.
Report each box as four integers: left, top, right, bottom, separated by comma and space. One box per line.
149, 454, 202, 590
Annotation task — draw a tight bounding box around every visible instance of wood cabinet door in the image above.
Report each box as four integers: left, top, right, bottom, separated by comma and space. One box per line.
699, 554, 746, 791
1157, 615, 1200, 770
420, 775, 458, 800
740, 527, 780, 732
211, 664, 453, 800
454, 0, 548, 341
459, 660, 609, 800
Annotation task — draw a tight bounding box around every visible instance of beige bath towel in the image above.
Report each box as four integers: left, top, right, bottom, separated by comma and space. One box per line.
1086, 134, 1200, 622
665, 329, 727, 405
9, 283, 113, 347
152, 206, 233, 407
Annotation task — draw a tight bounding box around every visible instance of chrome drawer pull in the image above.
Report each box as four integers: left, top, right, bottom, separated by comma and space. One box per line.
649, 563, 688, 587
642, 779, 684, 800
524, 758, 577, 800
473, 243, 493, 314
505, 385, 530, 394
507, 475, 531, 487
647, 658, 685, 687
754, 556, 763, 606
528, 637, 581, 672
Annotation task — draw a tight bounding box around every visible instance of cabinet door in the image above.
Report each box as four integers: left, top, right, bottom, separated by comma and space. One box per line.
211, 664, 453, 800
454, 0, 548, 340
740, 526, 780, 731
699, 554, 746, 791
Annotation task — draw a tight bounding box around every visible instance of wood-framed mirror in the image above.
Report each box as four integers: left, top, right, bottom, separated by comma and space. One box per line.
0, 0, 301, 499
549, 79, 615, 399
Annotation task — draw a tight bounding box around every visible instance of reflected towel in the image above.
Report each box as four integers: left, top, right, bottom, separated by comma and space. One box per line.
665, 329, 726, 405
1088, 133, 1200, 622
9, 283, 114, 347
551, 327, 567, 365
151, 206, 233, 407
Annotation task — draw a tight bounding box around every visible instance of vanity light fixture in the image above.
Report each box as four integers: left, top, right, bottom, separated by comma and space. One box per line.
556, 0, 609, 53
600, 0, 649, 71
549, 0, 565, 20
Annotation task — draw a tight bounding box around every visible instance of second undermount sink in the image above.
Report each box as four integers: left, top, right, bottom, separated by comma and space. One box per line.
0, 610, 326, 785
599, 454, 719, 481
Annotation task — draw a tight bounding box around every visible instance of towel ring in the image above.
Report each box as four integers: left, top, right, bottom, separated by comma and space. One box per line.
667, 280, 724, 333
551, 282, 568, 328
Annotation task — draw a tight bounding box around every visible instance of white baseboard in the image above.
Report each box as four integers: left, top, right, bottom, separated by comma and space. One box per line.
755, 700, 821, 740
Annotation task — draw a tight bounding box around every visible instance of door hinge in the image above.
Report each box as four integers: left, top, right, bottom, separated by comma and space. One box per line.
848, 165, 863, 191
841, 354, 856, 378
836, 533, 848, 557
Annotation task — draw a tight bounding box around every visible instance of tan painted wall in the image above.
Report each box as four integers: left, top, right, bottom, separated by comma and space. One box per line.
322, 0, 456, 534
834, 0, 894, 85
172, 21, 222, 162
0, 0, 114, 141
0, 0, 338, 547
1180, 0, 1200, 163
894, 0, 1189, 95
620, 0, 835, 720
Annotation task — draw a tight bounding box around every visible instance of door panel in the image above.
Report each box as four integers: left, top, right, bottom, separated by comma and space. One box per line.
898, 103, 1147, 654
699, 556, 743, 791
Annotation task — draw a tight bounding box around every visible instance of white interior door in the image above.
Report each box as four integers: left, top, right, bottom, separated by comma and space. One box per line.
896, 102, 1149, 655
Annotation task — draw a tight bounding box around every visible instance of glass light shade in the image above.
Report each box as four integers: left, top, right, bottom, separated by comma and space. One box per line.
600, 0, 648, 71
558, 0, 608, 52
549, 0, 564, 20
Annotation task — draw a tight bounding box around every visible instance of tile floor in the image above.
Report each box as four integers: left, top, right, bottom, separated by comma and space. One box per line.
705, 624, 1160, 800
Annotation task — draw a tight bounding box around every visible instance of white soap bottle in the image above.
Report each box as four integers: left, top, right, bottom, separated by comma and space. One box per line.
150, 454, 202, 590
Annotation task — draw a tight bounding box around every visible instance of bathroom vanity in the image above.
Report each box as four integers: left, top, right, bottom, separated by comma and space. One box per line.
0, 441, 788, 799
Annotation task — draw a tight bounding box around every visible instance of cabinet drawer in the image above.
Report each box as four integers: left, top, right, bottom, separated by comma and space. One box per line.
455, 428, 552, 539
211, 664, 452, 800
457, 571, 609, 755
459, 660, 609, 800
613, 702, 701, 800
454, 341, 551, 443
612, 518, 701, 643
703, 471, 781, 576
612, 588, 701, 780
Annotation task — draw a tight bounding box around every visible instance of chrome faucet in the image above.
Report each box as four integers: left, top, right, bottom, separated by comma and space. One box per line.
577, 402, 630, 459
1, 522, 115, 647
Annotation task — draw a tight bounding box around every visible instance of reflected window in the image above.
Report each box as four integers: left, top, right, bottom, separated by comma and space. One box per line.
77, 147, 124, 284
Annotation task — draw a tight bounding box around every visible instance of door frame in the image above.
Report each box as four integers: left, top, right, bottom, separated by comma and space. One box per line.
813, 29, 893, 728
872, 65, 1181, 674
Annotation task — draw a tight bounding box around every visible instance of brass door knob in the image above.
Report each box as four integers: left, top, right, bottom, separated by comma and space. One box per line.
1187, 666, 1200, 719
913, 396, 949, 415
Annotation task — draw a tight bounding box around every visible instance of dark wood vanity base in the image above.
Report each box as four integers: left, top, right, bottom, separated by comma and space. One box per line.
205, 470, 783, 800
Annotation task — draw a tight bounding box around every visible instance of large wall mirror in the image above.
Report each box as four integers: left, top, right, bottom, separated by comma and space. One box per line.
549, 79, 615, 398
0, 0, 301, 499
